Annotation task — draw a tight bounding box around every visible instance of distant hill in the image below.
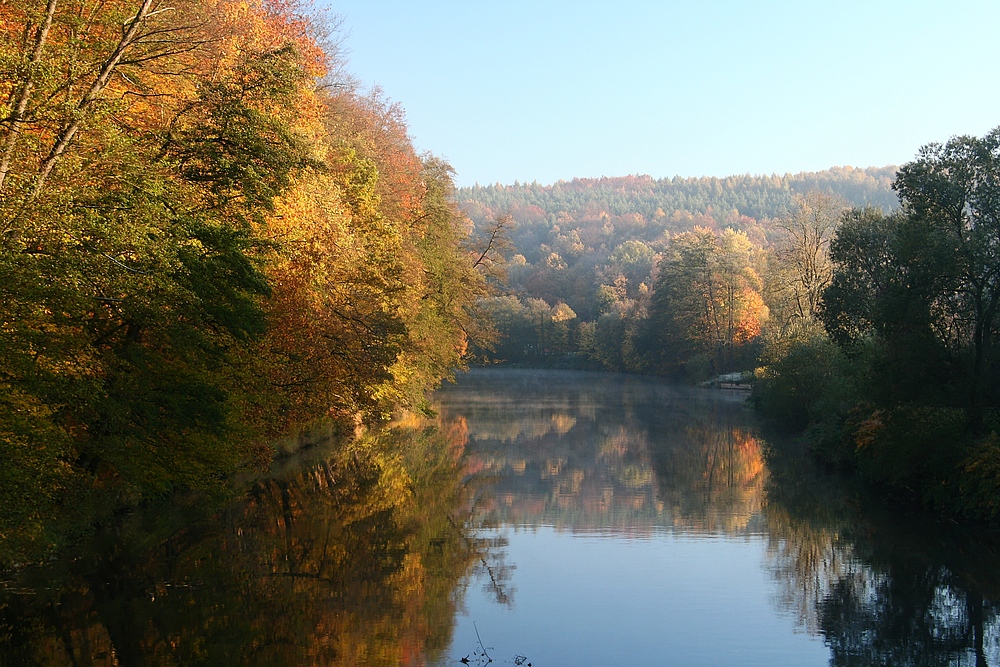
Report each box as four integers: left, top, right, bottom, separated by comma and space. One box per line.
457, 166, 897, 231
456, 166, 899, 364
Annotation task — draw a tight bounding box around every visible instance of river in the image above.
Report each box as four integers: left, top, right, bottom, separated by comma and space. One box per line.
2, 368, 999, 665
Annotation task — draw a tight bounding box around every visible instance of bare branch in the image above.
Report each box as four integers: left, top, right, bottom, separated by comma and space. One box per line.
0, 0, 58, 192
31, 0, 158, 199
472, 213, 511, 270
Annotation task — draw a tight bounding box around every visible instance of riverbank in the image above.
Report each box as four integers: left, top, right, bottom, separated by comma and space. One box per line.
751, 331, 1000, 526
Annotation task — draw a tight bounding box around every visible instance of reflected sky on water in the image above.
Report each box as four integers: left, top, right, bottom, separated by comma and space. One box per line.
434, 369, 1000, 667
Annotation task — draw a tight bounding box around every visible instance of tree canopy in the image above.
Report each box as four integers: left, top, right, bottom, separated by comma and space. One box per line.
756, 128, 1000, 522
0, 0, 487, 560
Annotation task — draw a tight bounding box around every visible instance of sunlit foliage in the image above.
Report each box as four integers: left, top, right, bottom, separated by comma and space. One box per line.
459, 168, 895, 377
0, 0, 484, 559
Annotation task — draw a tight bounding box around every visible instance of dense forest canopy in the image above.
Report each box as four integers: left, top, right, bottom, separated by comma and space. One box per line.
0, 0, 488, 560
456, 167, 897, 365
458, 167, 897, 224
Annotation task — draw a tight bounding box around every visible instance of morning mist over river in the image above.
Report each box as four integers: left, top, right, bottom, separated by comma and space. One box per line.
5, 369, 999, 665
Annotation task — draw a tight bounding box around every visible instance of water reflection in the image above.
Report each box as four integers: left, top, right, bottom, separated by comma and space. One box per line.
0, 416, 507, 666
3, 369, 1000, 665
764, 437, 1000, 666
437, 369, 1000, 666
436, 369, 765, 535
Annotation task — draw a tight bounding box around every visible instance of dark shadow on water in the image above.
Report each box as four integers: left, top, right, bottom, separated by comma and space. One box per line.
763, 431, 1000, 666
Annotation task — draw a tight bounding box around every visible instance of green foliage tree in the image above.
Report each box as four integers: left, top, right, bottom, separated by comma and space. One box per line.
819, 206, 959, 409
893, 129, 1000, 430
782, 128, 1000, 519
647, 228, 719, 375
647, 227, 766, 377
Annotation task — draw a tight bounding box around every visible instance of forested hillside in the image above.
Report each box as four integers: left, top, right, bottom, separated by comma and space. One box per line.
456, 167, 896, 366
0, 0, 487, 559
459, 168, 896, 224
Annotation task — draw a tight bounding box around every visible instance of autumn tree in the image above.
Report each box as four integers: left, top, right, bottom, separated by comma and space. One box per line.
766, 192, 846, 331
646, 227, 766, 377
0, 0, 320, 510
0, 0, 485, 558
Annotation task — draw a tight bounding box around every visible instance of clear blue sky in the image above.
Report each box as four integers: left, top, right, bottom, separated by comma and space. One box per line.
322, 1, 1000, 187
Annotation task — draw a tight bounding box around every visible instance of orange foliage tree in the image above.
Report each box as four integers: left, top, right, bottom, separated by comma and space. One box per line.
648, 227, 767, 376
0, 0, 484, 558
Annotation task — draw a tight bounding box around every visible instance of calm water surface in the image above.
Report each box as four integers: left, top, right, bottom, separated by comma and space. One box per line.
2, 369, 999, 665
434, 369, 1000, 666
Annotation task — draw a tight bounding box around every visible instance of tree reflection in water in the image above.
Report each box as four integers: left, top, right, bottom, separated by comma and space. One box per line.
645, 397, 766, 534
0, 415, 510, 666
763, 436, 1000, 666
4, 369, 1000, 666
440, 369, 1000, 666
438, 369, 766, 535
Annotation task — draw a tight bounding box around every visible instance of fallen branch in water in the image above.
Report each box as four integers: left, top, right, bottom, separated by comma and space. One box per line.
473, 621, 491, 663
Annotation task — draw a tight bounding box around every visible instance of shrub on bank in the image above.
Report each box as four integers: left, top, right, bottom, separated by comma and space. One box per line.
848, 405, 967, 508
955, 433, 1000, 522
753, 323, 848, 432
754, 328, 1000, 524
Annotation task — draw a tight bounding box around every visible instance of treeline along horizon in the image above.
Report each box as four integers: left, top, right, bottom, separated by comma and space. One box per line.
458, 167, 897, 223
0, 0, 489, 559
456, 166, 898, 365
